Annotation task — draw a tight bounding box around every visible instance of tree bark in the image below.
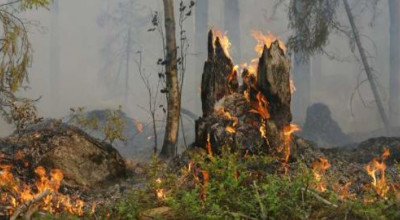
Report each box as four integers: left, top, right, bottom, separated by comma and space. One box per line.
160, 0, 180, 159
389, 0, 400, 128
343, 0, 390, 134
224, 0, 241, 62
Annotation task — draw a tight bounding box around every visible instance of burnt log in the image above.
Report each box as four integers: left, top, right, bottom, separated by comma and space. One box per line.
0, 119, 126, 188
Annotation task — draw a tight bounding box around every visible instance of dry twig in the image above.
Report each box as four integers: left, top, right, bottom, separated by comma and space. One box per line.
10, 189, 51, 220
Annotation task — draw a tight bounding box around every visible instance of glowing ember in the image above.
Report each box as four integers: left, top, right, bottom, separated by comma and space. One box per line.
225, 126, 236, 134
251, 30, 286, 55
134, 120, 143, 133
214, 29, 232, 59
312, 157, 331, 192
365, 148, 390, 198
260, 123, 267, 139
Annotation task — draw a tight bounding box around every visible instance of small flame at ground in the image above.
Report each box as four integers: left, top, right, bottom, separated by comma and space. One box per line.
206, 133, 213, 157
312, 157, 331, 192
365, 148, 390, 198
135, 120, 143, 133
282, 124, 300, 164
0, 163, 85, 216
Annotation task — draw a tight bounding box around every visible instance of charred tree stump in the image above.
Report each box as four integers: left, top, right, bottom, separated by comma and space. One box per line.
201, 30, 238, 117
195, 30, 292, 158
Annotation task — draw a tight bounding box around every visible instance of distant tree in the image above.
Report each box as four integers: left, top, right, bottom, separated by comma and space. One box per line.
97, 0, 148, 101
49, 0, 60, 103
0, 0, 50, 124
277, 0, 390, 133
388, 0, 400, 128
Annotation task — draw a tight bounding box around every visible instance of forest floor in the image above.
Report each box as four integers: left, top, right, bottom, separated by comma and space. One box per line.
0, 121, 400, 219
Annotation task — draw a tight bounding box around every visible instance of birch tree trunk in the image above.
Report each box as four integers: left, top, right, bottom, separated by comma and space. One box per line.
343, 0, 390, 134
389, 0, 400, 128
50, 0, 60, 105
160, 0, 180, 158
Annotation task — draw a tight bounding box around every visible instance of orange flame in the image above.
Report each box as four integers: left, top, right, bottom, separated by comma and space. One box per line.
260, 123, 267, 139
214, 29, 232, 59
206, 133, 213, 157
249, 92, 270, 119
155, 178, 166, 201
251, 30, 286, 55
282, 124, 300, 164
0, 157, 85, 216
135, 120, 143, 133
225, 126, 236, 134
365, 148, 390, 198
312, 157, 331, 192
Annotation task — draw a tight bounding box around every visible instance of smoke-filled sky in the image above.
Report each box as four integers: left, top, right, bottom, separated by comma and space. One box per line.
0, 0, 394, 139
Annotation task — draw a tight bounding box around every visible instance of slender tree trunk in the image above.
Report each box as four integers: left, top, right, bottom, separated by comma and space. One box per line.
389, 0, 400, 128
194, 0, 209, 115
125, 27, 132, 104
50, 0, 60, 104
343, 0, 390, 134
160, 0, 180, 159
292, 0, 311, 124
224, 0, 241, 62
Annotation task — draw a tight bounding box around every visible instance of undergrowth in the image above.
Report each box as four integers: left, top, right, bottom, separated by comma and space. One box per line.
100, 147, 400, 220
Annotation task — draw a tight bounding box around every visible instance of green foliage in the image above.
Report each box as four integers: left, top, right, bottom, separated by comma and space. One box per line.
8, 99, 41, 135
103, 147, 400, 219
69, 106, 126, 144
20, 0, 52, 10
0, 0, 50, 127
102, 106, 126, 144
285, 0, 339, 57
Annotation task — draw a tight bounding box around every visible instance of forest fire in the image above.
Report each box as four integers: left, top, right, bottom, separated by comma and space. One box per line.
203, 28, 299, 165
365, 148, 390, 198
0, 155, 85, 217
312, 157, 331, 192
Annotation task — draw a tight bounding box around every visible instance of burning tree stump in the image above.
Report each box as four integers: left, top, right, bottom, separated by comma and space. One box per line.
0, 119, 126, 188
195, 30, 293, 160
201, 30, 239, 117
